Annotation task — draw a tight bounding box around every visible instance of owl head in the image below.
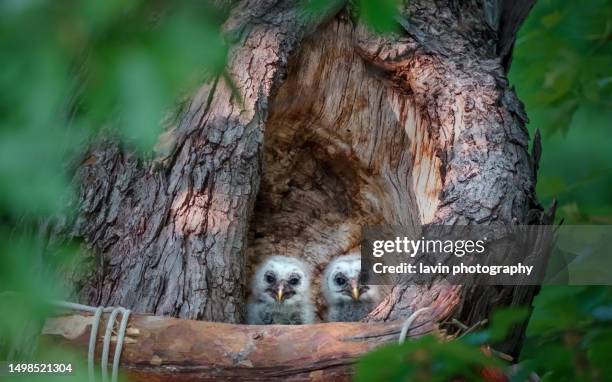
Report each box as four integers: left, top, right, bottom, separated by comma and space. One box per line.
251, 256, 312, 305
323, 254, 379, 304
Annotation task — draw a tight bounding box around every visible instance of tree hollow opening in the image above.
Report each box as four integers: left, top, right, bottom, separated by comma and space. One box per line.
246, 19, 443, 321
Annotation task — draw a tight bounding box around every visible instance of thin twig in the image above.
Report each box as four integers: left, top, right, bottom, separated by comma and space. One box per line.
450, 318, 469, 331
458, 318, 488, 339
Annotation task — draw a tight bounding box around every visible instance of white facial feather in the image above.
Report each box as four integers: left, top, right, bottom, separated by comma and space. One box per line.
247, 256, 314, 325
323, 254, 381, 322
251, 256, 311, 304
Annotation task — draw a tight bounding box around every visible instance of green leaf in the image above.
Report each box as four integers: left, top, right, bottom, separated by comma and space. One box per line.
357, 0, 401, 34
356, 335, 498, 382
541, 10, 564, 28
488, 307, 530, 342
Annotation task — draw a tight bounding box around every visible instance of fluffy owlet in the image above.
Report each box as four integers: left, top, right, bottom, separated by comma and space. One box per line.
247, 256, 315, 325
323, 254, 380, 322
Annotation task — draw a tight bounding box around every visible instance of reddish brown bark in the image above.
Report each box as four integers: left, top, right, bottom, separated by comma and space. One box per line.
42, 288, 457, 381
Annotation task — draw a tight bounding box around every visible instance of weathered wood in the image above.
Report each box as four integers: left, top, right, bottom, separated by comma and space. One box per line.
41, 287, 457, 381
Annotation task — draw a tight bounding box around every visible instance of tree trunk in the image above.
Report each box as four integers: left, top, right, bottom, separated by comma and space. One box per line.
70, 0, 345, 323
68, 0, 549, 369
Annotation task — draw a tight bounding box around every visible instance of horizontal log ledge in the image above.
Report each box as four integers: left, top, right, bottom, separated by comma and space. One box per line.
40, 313, 433, 381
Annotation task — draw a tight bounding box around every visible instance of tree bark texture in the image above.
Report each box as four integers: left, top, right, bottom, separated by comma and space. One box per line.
71, 0, 344, 323
69, 0, 551, 363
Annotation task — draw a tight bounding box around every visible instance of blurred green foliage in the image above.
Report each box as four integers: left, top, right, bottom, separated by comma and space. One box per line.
520, 286, 612, 381
357, 290, 612, 381
356, 308, 529, 382
0, 0, 228, 378
509, 0, 612, 224
0, 0, 227, 217
356, 335, 500, 382
305, 0, 401, 33
354, 0, 401, 33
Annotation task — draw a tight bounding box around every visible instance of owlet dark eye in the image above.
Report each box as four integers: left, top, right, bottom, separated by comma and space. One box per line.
334, 274, 347, 286
288, 276, 300, 286
265, 273, 276, 284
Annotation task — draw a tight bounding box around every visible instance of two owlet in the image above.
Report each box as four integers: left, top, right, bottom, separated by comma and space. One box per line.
322, 254, 380, 322
247, 256, 315, 325
247, 254, 380, 324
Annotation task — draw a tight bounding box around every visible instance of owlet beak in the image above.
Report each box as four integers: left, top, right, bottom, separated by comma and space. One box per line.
276, 284, 284, 302
350, 280, 360, 301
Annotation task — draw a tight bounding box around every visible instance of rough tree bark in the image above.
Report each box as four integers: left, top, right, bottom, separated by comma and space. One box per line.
66, 0, 550, 375
71, 0, 345, 322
